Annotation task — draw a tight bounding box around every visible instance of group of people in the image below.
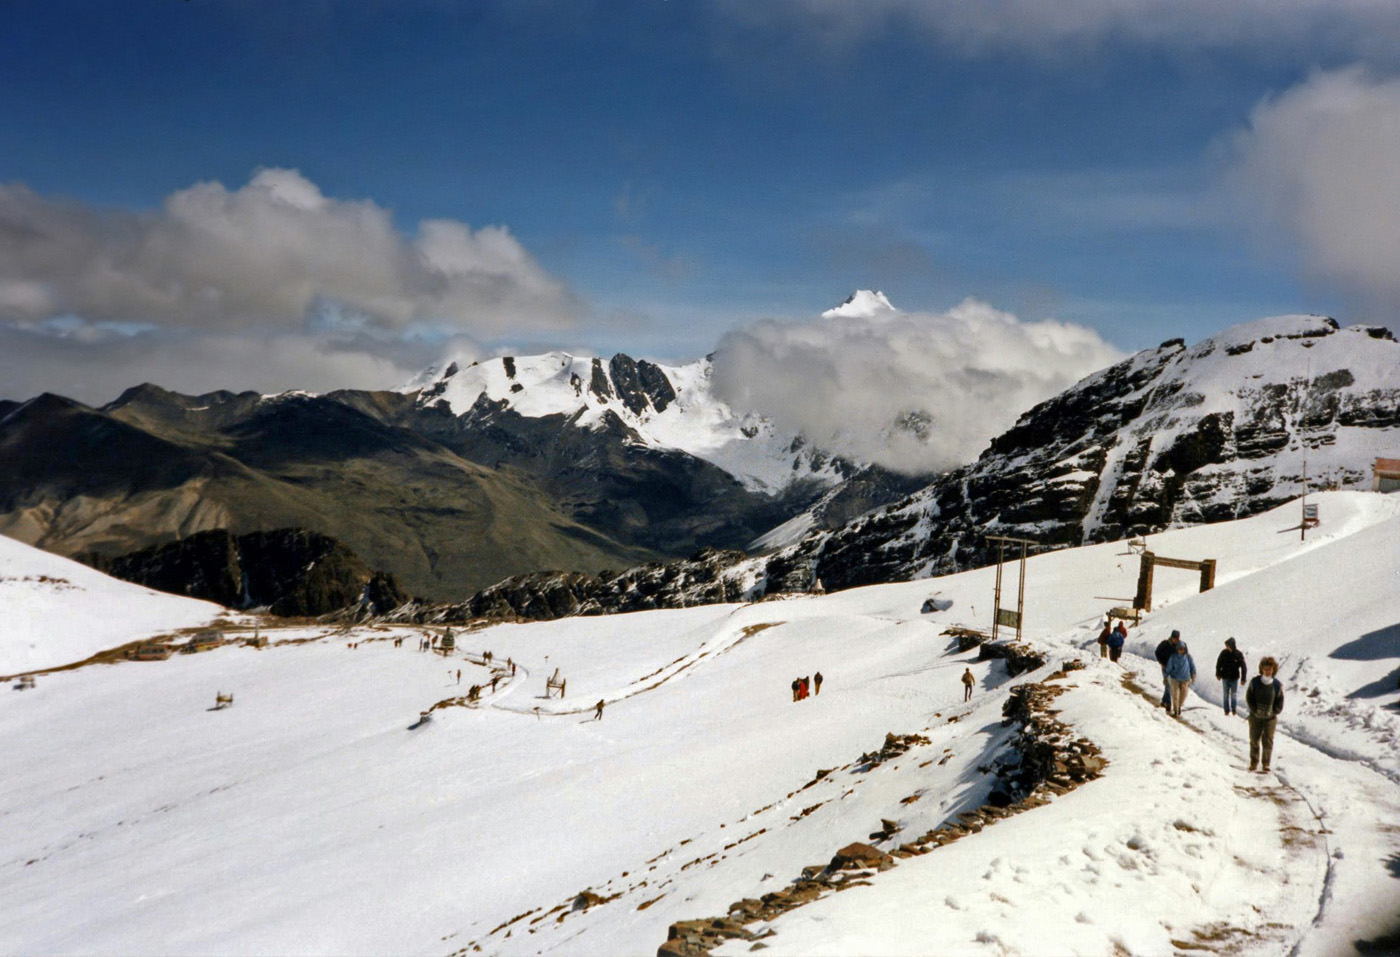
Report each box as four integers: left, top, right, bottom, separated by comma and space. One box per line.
1096, 619, 1129, 662
1153, 629, 1286, 773
791, 672, 822, 701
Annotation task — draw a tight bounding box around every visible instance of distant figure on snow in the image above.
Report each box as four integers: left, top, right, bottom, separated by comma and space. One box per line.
1155, 630, 1182, 708
961, 667, 975, 701
814, 672, 823, 695
801, 676, 810, 700
490, 674, 501, 692
456, 669, 461, 685
1215, 638, 1247, 716
1108, 621, 1127, 663
594, 699, 605, 721
1097, 620, 1112, 658
791, 677, 801, 702
1246, 656, 1285, 772
1164, 640, 1197, 717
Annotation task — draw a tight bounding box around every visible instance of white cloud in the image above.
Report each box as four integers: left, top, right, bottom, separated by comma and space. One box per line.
719, 0, 1400, 59
0, 169, 574, 402
0, 168, 579, 334
711, 295, 1124, 474
1228, 67, 1400, 318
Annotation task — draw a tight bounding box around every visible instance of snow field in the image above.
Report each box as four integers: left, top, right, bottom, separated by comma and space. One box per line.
2, 491, 1398, 955
0, 536, 225, 675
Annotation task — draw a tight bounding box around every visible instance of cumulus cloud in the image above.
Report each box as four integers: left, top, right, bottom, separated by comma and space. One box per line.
711, 296, 1124, 474
717, 0, 1400, 59
0, 168, 578, 333
1227, 68, 1400, 319
0, 169, 576, 402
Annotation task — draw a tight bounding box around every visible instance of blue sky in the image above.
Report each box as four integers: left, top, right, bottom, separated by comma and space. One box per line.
3, 0, 1400, 406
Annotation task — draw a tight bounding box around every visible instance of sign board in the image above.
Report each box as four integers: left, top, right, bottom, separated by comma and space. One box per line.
996, 608, 1021, 629
1302, 503, 1319, 522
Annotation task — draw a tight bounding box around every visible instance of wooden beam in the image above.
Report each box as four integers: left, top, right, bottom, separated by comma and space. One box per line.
1153, 556, 1207, 571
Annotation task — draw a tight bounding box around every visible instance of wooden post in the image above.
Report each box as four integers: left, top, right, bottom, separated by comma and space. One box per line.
1016, 540, 1027, 642
1135, 553, 1155, 612
992, 540, 1005, 641
1199, 559, 1216, 592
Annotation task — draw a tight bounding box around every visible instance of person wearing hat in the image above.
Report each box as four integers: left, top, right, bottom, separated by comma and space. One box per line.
1154, 630, 1182, 708
1215, 638, 1248, 716
1163, 639, 1197, 717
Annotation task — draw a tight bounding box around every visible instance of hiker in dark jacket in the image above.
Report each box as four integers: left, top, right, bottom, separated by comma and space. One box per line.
1245, 656, 1285, 772
1097, 621, 1112, 658
1215, 638, 1248, 716
791, 678, 800, 702
1155, 630, 1181, 707
814, 672, 823, 695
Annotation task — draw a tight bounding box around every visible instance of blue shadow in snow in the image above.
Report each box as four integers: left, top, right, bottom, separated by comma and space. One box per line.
1330, 624, 1400, 662
1348, 667, 1400, 700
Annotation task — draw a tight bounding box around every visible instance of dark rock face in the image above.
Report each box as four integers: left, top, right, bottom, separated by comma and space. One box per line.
764, 319, 1400, 595
91, 527, 407, 617
391, 547, 755, 623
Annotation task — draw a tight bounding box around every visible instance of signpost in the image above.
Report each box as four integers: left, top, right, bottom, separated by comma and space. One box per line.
987, 535, 1036, 642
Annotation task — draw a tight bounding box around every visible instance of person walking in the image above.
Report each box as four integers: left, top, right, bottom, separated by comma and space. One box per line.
1164, 640, 1197, 717
1108, 621, 1127, 663
961, 667, 975, 701
1246, 656, 1285, 772
1155, 630, 1181, 708
456, 668, 461, 685
594, 699, 605, 721
791, 677, 801, 702
799, 676, 810, 700
814, 672, 823, 695
1215, 638, 1248, 716
1097, 620, 1112, 658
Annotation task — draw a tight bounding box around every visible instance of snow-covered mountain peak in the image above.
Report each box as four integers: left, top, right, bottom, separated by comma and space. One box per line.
821, 289, 896, 319
403, 350, 856, 493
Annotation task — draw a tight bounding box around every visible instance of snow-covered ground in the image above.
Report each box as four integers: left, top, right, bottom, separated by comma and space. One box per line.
2, 491, 1398, 955
0, 536, 226, 675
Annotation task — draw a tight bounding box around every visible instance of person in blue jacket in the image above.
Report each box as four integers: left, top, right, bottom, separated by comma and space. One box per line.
1107, 621, 1127, 663
1163, 640, 1197, 717
1154, 630, 1181, 707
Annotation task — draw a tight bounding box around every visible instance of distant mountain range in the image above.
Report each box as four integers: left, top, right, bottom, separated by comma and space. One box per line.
446, 314, 1400, 619
0, 348, 920, 604
4, 310, 1394, 619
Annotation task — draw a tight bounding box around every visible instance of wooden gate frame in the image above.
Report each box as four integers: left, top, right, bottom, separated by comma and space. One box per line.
1134, 552, 1216, 613
988, 534, 1037, 642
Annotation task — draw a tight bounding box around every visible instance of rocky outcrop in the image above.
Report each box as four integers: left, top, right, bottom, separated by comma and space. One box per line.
391, 548, 758, 623
752, 316, 1400, 595
89, 527, 407, 617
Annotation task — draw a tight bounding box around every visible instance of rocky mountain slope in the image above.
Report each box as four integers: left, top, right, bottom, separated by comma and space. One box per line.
0, 389, 660, 600
783, 314, 1399, 593
452, 315, 1399, 617
0, 351, 913, 601
86, 527, 407, 618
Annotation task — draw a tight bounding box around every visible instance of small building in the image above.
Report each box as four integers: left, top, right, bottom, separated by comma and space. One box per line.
1374, 458, 1400, 493
184, 631, 224, 654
